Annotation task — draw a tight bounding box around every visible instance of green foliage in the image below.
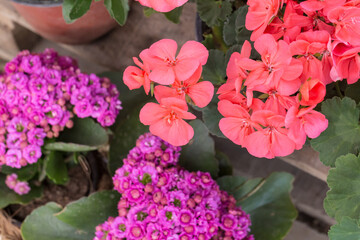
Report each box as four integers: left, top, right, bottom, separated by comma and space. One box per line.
45, 151, 69, 185
202, 49, 227, 85
1, 163, 38, 181
200, 97, 226, 138
325, 154, 360, 221
104, 0, 129, 25
0, 173, 43, 209
311, 97, 360, 167
179, 120, 219, 178
217, 173, 297, 240
164, 6, 183, 24
62, 0, 92, 24
223, 6, 251, 46
216, 151, 233, 176
196, 0, 232, 27
328, 217, 360, 240
21, 191, 120, 240
345, 81, 360, 104
45, 117, 109, 152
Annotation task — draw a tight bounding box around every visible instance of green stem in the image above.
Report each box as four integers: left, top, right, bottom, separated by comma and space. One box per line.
335, 82, 343, 98
211, 25, 228, 53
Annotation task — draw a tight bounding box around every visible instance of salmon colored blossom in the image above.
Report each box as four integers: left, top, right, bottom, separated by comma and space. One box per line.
142, 39, 208, 85
136, 0, 188, 12
285, 105, 328, 149
245, 110, 296, 158
123, 54, 151, 94
139, 97, 196, 146
246, 0, 283, 41
299, 78, 326, 106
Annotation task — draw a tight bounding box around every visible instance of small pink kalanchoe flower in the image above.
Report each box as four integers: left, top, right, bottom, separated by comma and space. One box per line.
136, 0, 188, 12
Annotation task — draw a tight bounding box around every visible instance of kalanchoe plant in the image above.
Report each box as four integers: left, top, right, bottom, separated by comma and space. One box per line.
0, 49, 121, 207
95, 133, 254, 240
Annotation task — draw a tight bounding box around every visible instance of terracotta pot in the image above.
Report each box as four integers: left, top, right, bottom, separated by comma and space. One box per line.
11, 0, 117, 44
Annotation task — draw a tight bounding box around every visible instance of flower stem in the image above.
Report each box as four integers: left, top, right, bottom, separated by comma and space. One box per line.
335, 82, 343, 98
211, 26, 228, 53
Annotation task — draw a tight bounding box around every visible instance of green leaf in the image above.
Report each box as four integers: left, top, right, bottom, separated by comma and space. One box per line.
21, 202, 89, 240
45, 142, 98, 152
345, 81, 360, 104
196, 0, 232, 27
109, 105, 149, 174
201, 34, 217, 50
217, 175, 247, 194
45, 151, 69, 185
164, 6, 183, 24
328, 217, 360, 240
62, 0, 92, 23
179, 120, 219, 177
1, 163, 38, 181
237, 172, 297, 240
201, 98, 225, 138
324, 154, 360, 221
216, 151, 233, 176
0, 173, 43, 209
311, 97, 360, 167
56, 191, 120, 233
202, 49, 226, 85
104, 0, 129, 25
234, 5, 252, 44
57, 117, 109, 148
143, 7, 156, 17
222, 8, 237, 46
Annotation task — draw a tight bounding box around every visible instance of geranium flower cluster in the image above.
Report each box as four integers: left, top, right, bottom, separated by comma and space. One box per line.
136, 0, 189, 12
218, 0, 360, 158
94, 133, 253, 240
5, 173, 30, 195
123, 39, 213, 146
0, 49, 121, 169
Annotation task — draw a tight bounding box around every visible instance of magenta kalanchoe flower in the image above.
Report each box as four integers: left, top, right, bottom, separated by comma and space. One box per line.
94, 133, 254, 240
5, 173, 31, 195
0, 49, 121, 169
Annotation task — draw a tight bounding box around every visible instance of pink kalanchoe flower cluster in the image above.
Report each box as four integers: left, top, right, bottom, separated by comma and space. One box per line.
123, 39, 213, 146
5, 173, 30, 195
94, 133, 254, 240
0, 49, 121, 168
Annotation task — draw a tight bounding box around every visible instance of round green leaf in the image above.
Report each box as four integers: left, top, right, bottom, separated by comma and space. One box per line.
109, 105, 149, 174
179, 120, 219, 177
329, 217, 360, 240
45, 151, 69, 185
238, 172, 297, 240
56, 191, 120, 233
56, 117, 109, 148
21, 202, 89, 240
164, 6, 183, 24
1, 163, 38, 181
45, 142, 98, 152
201, 100, 226, 138
202, 49, 226, 85
196, 0, 232, 27
311, 97, 360, 167
104, 0, 129, 26
217, 175, 247, 194
325, 154, 360, 221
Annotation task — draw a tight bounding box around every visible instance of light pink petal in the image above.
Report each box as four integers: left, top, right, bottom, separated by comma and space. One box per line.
175, 59, 201, 82
281, 58, 303, 81
187, 81, 214, 108
177, 41, 209, 65
123, 66, 144, 90
139, 103, 168, 125
245, 131, 272, 158
154, 85, 180, 103
219, 117, 254, 146
218, 100, 250, 118
270, 130, 296, 156
150, 118, 194, 146
149, 67, 175, 85
303, 110, 328, 138
183, 65, 202, 85
148, 39, 177, 61
254, 34, 277, 56
160, 97, 188, 111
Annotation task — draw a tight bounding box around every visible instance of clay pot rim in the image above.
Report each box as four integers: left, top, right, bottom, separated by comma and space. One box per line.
11, 0, 63, 7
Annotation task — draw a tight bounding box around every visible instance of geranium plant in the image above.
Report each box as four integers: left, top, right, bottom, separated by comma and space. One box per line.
0, 49, 121, 207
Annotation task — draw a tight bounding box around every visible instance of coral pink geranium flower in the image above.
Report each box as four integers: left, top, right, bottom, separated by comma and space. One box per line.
136, 0, 188, 12
299, 78, 326, 106
217, 41, 251, 95
246, 0, 283, 41
327, 6, 360, 46
139, 97, 196, 146
218, 100, 260, 146
285, 105, 328, 149
244, 110, 296, 158
123, 51, 151, 94
153, 66, 214, 108
142, 39, 208, 85
330, 41, 360, 84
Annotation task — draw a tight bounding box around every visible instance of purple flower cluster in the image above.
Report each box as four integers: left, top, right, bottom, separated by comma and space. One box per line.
5, 173, 30, 195
94, 133, 254, 240
0, 49, 121, 169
